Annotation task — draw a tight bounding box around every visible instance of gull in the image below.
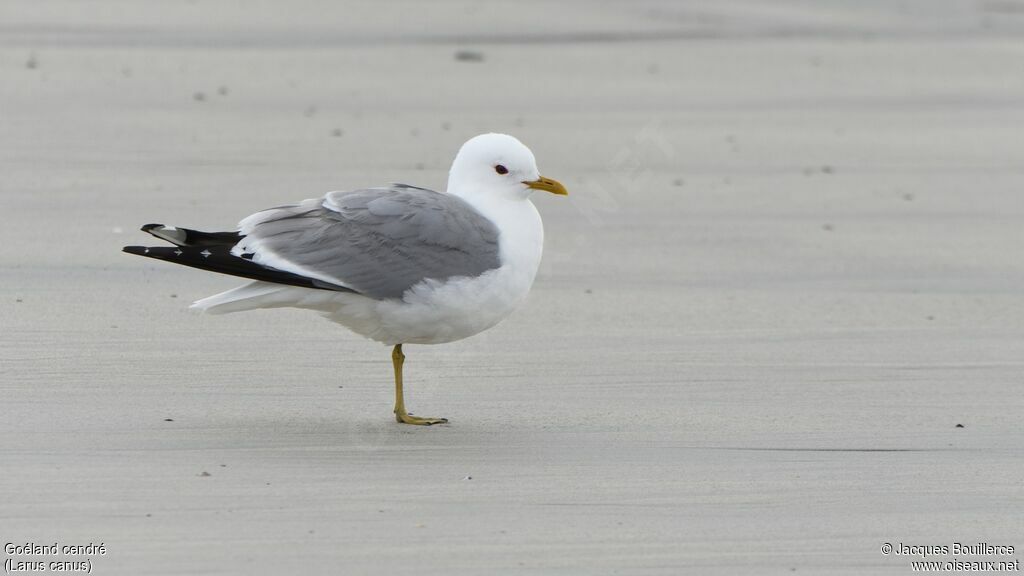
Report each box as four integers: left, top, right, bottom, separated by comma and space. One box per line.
123, 133, 567, 425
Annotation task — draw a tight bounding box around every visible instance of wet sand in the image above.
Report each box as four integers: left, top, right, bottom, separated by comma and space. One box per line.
2, 1, 1023, 574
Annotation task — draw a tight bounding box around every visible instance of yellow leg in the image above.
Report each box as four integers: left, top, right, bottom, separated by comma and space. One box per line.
392, 344, 448, 426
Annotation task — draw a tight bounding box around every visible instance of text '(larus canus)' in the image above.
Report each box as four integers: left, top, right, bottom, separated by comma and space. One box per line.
124, 133, 568, 425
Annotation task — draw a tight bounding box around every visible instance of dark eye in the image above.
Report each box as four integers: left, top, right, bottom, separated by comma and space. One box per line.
495, 164, 508, 175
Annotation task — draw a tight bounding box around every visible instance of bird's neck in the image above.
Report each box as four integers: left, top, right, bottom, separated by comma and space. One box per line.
476, 196, 544, 290
446, 180, 544, 271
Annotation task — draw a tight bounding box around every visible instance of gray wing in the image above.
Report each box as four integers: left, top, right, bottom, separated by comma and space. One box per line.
233, 184, 501, 300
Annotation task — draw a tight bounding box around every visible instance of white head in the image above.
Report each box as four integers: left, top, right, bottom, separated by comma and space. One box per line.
447, 133, 568, 201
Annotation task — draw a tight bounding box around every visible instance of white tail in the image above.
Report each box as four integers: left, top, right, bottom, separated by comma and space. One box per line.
191, 281, 294, 315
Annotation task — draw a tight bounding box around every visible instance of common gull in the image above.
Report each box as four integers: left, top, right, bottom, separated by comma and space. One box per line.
123, 133, 568, 425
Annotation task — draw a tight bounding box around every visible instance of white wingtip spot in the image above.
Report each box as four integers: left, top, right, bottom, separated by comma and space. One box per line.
149, 225, 188, 246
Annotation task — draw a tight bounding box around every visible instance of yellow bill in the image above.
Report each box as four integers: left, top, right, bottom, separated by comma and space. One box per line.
524, 176, 568, 196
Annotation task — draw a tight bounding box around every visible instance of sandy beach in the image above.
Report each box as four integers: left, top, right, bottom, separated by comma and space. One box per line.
2, 1, 1023, 574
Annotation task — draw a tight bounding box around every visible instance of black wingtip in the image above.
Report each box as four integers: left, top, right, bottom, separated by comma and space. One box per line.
139, 223, 242, 248
120, 244, 354, 293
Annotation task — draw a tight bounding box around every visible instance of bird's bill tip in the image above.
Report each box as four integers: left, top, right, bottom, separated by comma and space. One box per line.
524, 176, 568, 196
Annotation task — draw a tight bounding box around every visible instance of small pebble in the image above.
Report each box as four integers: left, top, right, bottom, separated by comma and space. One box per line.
193, 92, 206, 102
454, 50, 484, 62
199, 471, 211, 477
164, 418, 174, 422
955, 423, 964, 428
463, 476, 473, 480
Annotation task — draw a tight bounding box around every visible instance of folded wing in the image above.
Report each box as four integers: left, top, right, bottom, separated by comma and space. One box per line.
125, 184, 502, 300
234, 184, 501, 299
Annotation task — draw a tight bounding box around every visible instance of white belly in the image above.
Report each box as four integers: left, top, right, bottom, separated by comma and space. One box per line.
367, 264, 533, 344
320, 199, 544, 345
